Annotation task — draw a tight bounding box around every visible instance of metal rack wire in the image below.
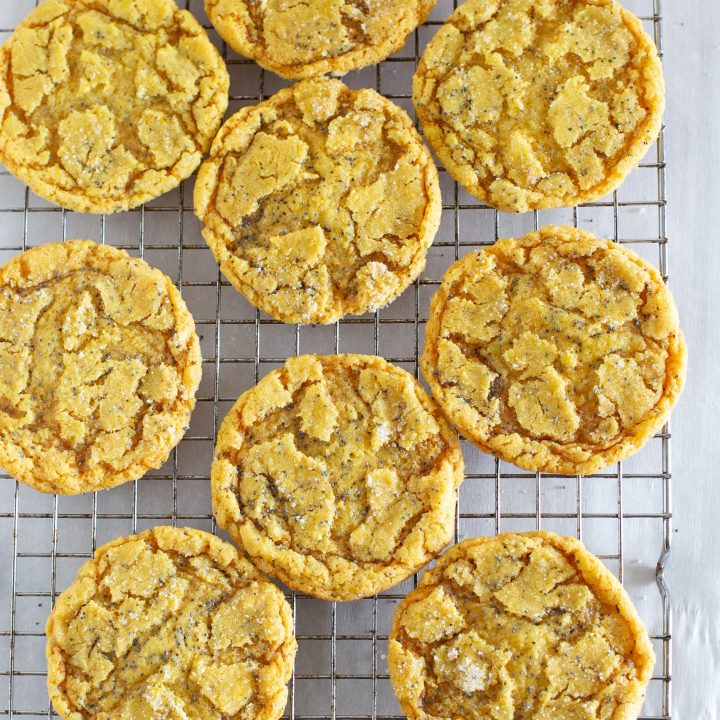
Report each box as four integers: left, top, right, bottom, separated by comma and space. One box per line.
0, 0, 672, 717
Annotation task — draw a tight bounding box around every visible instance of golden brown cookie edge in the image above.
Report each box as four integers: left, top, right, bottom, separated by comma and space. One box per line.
387, 531, 656, 720
194, 79, 443, 325
412, 0, 666, 213
211, 353, 464, 601
0, 240, 203, 495
205, 0, 437, 79
45, 525, 297, 720
0, 2, 229, 214
420, 225, 687, 474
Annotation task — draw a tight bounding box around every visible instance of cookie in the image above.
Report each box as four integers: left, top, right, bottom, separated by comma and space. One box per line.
0, 240, 202, 495
212, 354, 463, 601
0, 0, 229, 214
388, 532, 655, 720
413, 0, 665, 212
46, 526, 297, 720
205, 0, 435, 79
194, 77, 441, 325
421, 226, 686, 474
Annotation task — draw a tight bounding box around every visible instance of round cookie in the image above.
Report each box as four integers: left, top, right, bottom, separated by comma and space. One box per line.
205, 0, 436, 79
212, 354, 464, 601
194, 77, 441, 325
388, 532, 655, 720
421, 226, 686, 474
46, 526, 297, 720
0, 0, 229, 214
0, 240, 202, 495
413, 0, 665, 212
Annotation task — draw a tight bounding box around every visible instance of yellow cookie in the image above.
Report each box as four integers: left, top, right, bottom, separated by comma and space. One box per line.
0, 0, 229, 214
413, 0, 665, 212
46, 526, 297, 720
388, 532, 655, 720
195, 77, 441, 324
421, 226, 686, 474
212, 354, 464, 601
0, 240, 202, 495
205, 0, 436, 79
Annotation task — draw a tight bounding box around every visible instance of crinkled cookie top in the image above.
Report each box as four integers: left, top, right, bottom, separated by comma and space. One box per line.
0, 0, 229, 213
422, 226, 686, 474
212, 354, 463, 600
46, 526, 297, 720
388, 532, 655, 720
413, 0, 665, 212
205, 0, 436, 79
194, 77, 441, 325
0, 240, 201, 495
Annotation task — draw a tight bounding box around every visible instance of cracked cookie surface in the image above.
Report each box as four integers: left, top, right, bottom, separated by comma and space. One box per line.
46, 526, 297, 720
421, 226, 686, 474
194, 77, 441, 324
0, 0, 229, 214
413, 0, 665, 212
212, 354, 463, 600
205, 0, 436, 79
388, 532, 655, 720
0, 240, 202, 494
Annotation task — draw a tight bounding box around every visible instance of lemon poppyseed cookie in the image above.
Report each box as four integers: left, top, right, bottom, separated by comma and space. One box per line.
413, 0, 665, 212
212, 354, 463, 601
46, 526, 297, 720
0, 240, 202, 494
388, 532, 655, 720
195, 77, 442, 324
205, 0, 436, 79
421, 226, 686, 474
0, 0, 229, 214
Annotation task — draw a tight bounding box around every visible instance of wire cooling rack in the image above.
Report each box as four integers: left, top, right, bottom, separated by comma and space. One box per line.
0, 0, 673, 717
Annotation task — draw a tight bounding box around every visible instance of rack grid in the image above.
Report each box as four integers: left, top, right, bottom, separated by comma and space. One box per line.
0, 0, 672, 717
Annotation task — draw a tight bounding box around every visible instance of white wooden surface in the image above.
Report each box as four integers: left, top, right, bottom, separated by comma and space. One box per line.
665, 3, 720, 718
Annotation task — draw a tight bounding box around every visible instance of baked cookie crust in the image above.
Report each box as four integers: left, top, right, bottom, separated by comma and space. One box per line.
0, 0, 229, 214
413, 0, 665, 212
388, 532, 655, 720
195, 77, 441, 325
212, 354, 464, 601
421, 226, 686, 474
46, 526, 297, 720
0, 240, 202, 494
205, 0, 436, 79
